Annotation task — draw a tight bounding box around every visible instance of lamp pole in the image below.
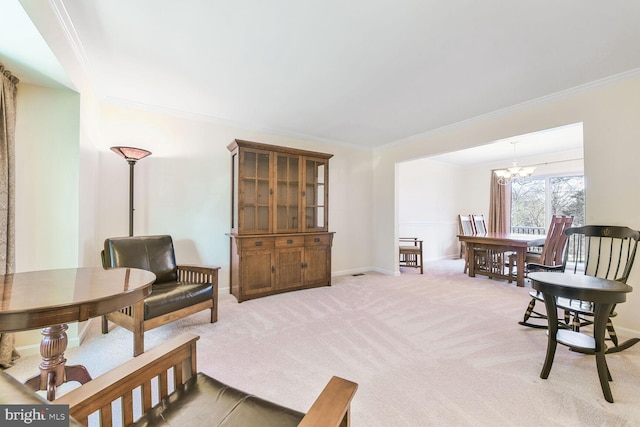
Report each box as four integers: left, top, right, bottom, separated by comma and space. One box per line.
127, 159, 136, 236
110, 146, 152, 236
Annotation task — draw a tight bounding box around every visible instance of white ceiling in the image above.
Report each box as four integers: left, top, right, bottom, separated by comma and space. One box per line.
3, 1, 640, 150
430, 122, 583, 166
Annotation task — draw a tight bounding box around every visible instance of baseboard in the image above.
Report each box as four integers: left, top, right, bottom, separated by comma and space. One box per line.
615, 324, 640, 338
332, 267, 394, 277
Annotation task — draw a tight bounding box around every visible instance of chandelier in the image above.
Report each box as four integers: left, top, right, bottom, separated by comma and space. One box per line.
494, 141, 535, 186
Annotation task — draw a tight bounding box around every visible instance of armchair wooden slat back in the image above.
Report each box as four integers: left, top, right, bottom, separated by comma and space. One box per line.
55, 334, 198, 425
51, 333, 358, 427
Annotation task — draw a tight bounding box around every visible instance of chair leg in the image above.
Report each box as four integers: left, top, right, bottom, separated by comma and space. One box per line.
606, 318, 619, 347
507, 253, 515, 283
522, 298, 537, 323
101, 315, 109, 334
572, 312, 581, 332
596, 351, 613, 403
594, 303, 615, 403
133, 300, 145, 357
563, 310, 571, 327
540, 296, 559, 379
212, 278, 219, 323
211, 296, 218, 323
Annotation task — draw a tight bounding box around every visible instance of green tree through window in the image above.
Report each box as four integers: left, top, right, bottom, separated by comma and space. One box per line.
511, 175, 584, 232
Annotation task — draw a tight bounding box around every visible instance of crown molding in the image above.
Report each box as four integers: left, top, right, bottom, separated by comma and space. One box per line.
49, 0, 92, 81
101, 96, 372, 152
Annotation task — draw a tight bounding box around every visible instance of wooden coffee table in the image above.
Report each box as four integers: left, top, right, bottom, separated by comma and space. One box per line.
0, 267, 155, 400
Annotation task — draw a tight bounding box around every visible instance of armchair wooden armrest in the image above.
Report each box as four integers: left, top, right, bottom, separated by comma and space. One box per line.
299, 376, 358, 427
177, 264, 219, 281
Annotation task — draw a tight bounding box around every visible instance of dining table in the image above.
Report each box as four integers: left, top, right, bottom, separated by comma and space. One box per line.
457, 232, 545, 287
0, 267, 156, 400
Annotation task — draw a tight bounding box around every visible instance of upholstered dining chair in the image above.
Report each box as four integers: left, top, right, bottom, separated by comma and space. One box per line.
101, 235, 219, 356
519, 225, 640, 353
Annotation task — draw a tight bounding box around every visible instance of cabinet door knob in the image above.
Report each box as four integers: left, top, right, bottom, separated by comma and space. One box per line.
271, 266, 275, 273
287, 239, 293, 244
255, 241, 263, 246
314, 237, 321, 242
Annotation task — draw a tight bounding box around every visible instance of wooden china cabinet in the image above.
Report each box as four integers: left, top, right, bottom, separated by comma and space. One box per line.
227, 140, 334, 302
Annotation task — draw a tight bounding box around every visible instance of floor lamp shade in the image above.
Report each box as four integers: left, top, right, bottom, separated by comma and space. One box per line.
110, 146, 152, 236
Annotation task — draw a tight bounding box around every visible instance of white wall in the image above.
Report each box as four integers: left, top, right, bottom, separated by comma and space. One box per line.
397, 158, 466, 262
398, 147, 585, 263
14, 83, 81, 350
15, 84, 80, 271
93, 103, 375, 290
377, 73, 640, 332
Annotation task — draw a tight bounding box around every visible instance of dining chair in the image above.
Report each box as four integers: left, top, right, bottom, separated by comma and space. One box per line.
458, 215, 476, 273
519, 225, 640, 353
471, 214, 487, 235
399, 237, 424, 274
509, 215, 573, 283
471, 213, 502, 275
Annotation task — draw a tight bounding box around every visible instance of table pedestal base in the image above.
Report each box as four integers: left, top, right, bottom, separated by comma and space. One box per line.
23, 324, 92, 401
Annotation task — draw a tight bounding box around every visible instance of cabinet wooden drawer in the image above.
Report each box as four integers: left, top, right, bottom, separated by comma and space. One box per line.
239, 237, 275, 250
305, 234, 332, 246
275, 236, 305, 248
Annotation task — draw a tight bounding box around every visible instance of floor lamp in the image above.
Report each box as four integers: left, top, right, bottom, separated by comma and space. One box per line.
110, 146, 152, 236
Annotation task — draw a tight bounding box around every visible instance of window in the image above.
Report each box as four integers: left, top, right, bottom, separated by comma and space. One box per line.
511, 175, 585, 233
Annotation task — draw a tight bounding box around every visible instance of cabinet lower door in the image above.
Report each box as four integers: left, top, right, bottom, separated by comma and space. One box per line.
241, 249, 274, 296
275, 247, 304, 290
304, 245, 331, 285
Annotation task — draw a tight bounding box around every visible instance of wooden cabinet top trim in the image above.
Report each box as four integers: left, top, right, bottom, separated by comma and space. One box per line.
227, 231, 334, 239
227, 139, 333, 160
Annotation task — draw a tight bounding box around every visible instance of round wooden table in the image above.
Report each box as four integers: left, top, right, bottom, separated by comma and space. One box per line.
529, 272, 633, 403
0, 267, 156, 400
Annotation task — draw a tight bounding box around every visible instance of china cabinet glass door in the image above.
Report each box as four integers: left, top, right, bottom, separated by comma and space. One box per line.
303, 158, 328, 232
274, 153, 300, 233
239, 149, 271, 233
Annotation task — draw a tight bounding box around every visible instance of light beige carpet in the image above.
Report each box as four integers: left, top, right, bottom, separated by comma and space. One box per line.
5, 260, 640, 426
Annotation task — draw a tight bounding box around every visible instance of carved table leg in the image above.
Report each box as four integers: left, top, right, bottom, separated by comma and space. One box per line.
23, 324, 92, 401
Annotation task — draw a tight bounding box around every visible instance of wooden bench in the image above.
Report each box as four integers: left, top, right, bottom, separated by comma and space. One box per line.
48, 333, 357, 426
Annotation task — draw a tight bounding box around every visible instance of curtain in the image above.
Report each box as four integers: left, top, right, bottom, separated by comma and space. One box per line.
488, 171, 510, 233
0, 63, 18, 368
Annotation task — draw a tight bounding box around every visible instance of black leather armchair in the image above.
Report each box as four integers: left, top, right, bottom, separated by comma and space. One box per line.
0, 334, 358, 427
102, 235, 219, 356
